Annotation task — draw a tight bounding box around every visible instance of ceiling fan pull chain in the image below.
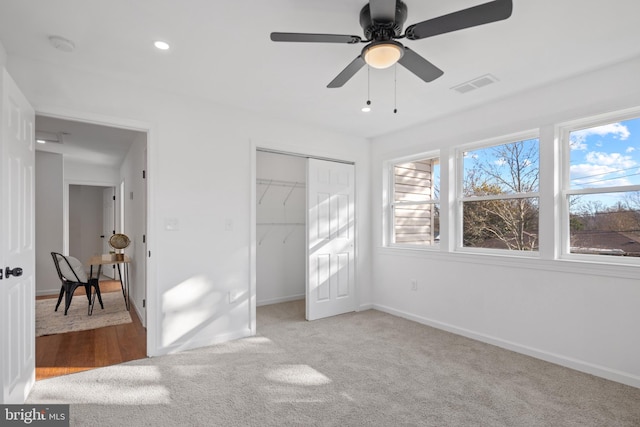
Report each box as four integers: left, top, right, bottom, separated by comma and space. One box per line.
367, 65, 371, 107
394, 64, 398, 114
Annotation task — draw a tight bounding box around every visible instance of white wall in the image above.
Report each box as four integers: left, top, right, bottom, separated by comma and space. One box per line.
120, 132, 147, 326
371, 56, 640, 388
64, 160, 119, 185
35, 151, 64, 295
256, 151, 306, 306
68, 185, 104, 265
0, 40, 6, 67
62, 159, 119, 255
6, 54, 372, 356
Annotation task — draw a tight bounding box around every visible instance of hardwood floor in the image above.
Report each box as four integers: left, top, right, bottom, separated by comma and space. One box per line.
36, 281, 147, 381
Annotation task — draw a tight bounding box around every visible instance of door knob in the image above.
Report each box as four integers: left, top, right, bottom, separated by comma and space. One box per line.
5, 267, 23, 278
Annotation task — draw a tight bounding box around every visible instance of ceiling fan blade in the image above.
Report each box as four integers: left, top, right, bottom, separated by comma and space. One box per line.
368, 0, 397, 22
327, 56, 366, 88
271, 32, 361, 44
405, 0, 512, 40
397, 47, 444, 83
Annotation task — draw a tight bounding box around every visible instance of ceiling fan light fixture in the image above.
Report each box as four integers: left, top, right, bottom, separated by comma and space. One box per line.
363, 41, 404, 69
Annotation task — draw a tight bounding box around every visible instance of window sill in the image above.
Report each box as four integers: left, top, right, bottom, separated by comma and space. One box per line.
377, 246, 639, 279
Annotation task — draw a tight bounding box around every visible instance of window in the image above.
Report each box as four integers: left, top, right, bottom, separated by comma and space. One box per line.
564, 116, 640, 258
389, 155, 440, 247
460, 137, 540, 251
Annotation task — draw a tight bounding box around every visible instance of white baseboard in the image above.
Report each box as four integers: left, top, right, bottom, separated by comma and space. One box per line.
358, 303, 373, 311
372, 303, 640, 389
36, 288, 60, 297
129, 299, 146, 328
152, 328, 252, 357
257, 294, 304, 307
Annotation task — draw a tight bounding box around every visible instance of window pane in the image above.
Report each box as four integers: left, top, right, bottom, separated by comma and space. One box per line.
462, 198, 539, 251
394, 204, 440, 246
394, 158, 439, 202
569, 117, 640, 190
568, 192, 640, 256
463, 138, 539, 196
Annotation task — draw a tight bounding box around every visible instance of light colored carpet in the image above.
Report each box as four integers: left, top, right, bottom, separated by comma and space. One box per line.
36, 291, 131, 337
27, 301, 640, 426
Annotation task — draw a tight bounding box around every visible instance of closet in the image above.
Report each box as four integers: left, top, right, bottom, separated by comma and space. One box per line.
256, 151, 306, 306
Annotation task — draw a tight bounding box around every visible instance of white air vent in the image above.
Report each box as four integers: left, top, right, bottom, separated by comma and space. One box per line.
453, 83, 476, 94
451, 74, 499, 94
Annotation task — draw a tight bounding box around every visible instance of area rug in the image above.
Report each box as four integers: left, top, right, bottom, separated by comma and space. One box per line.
36, 291, 132, 337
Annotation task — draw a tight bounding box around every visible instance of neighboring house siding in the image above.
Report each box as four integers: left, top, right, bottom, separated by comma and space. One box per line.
394, 159, 437, 245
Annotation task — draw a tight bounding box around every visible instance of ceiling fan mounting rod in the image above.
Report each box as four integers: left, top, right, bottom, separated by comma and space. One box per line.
360, 0, 407, 41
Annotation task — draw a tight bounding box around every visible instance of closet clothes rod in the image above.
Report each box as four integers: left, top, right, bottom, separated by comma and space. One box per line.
256, 178, 306, 188
257, 222, 305, 226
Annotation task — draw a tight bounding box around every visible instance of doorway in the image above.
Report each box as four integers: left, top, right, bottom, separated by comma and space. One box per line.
34, 114, 149, 379
254, 149, 357, 331
68, 184, 116, 279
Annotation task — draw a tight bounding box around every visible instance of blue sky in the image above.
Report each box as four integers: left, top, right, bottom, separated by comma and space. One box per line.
570, 117, 640, 189
462, 138, 539, 195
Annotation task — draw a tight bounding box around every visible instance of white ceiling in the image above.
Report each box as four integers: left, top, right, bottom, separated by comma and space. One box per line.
35, 116, 142, 168
1, 0, 640, 141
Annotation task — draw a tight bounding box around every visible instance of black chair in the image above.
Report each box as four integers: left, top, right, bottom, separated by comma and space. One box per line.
51, 252, 104, 315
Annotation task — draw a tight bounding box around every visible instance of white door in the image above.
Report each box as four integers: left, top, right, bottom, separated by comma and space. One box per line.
0, 68, 35, 403
306, 159, 355, 320
102, 187, 115, 279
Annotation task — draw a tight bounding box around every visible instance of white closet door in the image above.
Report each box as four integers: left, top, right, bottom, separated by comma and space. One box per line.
306, 158, 355, 320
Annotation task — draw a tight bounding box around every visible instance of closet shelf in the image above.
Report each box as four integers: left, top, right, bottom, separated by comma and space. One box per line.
257, 178, 306, 205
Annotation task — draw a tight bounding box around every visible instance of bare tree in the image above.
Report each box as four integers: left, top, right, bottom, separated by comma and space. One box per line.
463, 140, 539, 250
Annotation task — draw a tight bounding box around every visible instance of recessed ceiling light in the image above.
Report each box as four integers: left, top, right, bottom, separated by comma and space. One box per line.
36, 139, 46, 144
154, 40, 170, 50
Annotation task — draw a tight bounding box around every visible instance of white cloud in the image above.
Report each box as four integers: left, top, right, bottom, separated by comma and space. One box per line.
570, 163, 633, 187
626, 146, 636, 153
570, 122, 631, 150
585, 151, 636, 168
571, 151, 638, 187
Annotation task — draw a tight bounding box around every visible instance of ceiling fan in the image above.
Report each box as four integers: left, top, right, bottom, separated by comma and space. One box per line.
270, 0, 513, 88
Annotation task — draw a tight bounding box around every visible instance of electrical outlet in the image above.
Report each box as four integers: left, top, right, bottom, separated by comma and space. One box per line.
411, 279, 418, 291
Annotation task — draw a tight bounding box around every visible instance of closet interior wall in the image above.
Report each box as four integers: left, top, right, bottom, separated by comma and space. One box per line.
256, 151, 306, 306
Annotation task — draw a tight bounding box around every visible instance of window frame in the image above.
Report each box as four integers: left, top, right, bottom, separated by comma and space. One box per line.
559, 109, 640, 264
385, 151, 441, 250
456, 131, 541, 256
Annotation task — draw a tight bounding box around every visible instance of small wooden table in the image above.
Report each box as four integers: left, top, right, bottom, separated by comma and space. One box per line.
88, 255, 131, 314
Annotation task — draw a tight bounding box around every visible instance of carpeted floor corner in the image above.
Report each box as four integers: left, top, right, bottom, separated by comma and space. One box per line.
27, 300, 640, 426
